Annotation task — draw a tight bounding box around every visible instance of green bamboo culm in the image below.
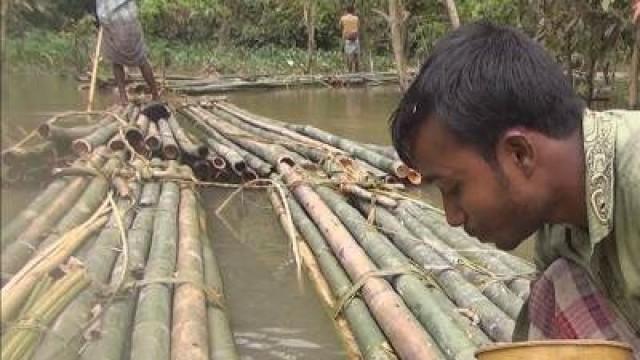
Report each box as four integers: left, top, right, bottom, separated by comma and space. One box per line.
1, 178, 68, 249
31, 189, 139, 360
397, 201, 532, 299
81, 181, 161, 360
1, 152, 107, 282
391, 203, 524, 320
280, 185, 397, 360
198, 201, 240, 360
1, 267, 90, 360
129, 177, 181, 360
171, 172, 209, 360
314, 186, 473, 359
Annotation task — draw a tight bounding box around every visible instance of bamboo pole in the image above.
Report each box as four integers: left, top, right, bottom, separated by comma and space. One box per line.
87, 27, 103, 113
314, 186, 485, 356
388, 203, 524, 319
198, 202, 240, 360
180, 107, 271, 176
1, 265, 91, 360
145, 121, 162, 153
171, 173, 209, 360
1, 141, 57, 167
130, 177, 181, 360
287, 123, 410, 180
31, 191, 139, 360
268, 188, 363, 360
72, 121, 120, 156
355, 199, 517, 343
1, 178, 69, 249
35, 152, 125, 252
397, 202, 532, 299
1, 207, 109, 325
167, 114, 208, 158
1, 151, 108, 281
273, 180, 397, 360
278, 162, 441, 360
157, 117, 180, 160
81, 182, 160, 360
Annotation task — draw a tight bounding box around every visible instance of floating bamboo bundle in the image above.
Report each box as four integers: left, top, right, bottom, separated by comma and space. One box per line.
2, 99, 536, 360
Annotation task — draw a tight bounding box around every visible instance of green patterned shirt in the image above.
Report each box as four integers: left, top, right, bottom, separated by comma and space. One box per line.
515, 109, 640, 339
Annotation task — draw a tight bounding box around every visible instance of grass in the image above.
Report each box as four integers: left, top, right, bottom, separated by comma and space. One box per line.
4, 30, 396, 77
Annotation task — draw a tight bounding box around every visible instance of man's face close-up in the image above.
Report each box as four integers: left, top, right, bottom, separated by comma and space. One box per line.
411, 118, 546, 250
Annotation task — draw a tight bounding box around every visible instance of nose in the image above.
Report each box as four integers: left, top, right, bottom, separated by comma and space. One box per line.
443, 197, 465, 227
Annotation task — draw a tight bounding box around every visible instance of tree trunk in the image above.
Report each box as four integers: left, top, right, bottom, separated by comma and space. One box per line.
304, 0, 316, 74
218, 1, 232, 47
629, 25, 640, 109
388, 0, 409, 91
444, 0, 461, 29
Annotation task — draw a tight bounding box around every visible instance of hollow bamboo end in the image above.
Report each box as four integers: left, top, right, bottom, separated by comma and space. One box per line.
37, 123, 51, 139
210, 156, 227, 170
109, 139, 126, 151
163, 145, 180, 160
72, 139, 92, 156
231, 161, 247, 175
406, 169, 422, 185
392, 161, 410, 178
241, 169, 258, 182
197, 146, 209, 158
145, 137, 161, 152
125, 129, 144, 146
193, 160, 214, 180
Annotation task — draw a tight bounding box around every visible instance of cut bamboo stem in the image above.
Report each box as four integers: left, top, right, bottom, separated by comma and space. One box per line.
278, 161, 441, 360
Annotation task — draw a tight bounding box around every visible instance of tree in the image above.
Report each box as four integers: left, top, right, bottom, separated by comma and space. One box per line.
303, 0, 316, 73
443, 0, 460, 29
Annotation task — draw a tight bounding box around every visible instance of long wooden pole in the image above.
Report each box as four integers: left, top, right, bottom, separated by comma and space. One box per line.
87, 27, 104, 112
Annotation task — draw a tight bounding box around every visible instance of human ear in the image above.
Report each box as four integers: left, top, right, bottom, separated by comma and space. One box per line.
498, 130, 536, 178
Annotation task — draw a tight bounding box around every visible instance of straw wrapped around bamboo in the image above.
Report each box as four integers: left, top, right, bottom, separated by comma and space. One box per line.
198, 201, 240, 360
129, 172, 181, 360
80, 181, 161, 360
157, 117, 180, 160
278, 161, 441, 360
274, 179, 397, 360
1, 178, 69, 249
30, 187, 139, 360
171, 167, 209, 360
1, 150, 108, 282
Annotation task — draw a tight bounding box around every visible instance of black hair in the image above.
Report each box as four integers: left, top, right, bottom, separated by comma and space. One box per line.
346, 5, 355, 14
390, 21, 585, 167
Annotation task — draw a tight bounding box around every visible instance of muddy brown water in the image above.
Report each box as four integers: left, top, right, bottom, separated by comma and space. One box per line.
1, 73, 533, 358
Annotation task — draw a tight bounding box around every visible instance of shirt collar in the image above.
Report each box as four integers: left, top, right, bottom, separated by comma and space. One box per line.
582, 109, 616, 246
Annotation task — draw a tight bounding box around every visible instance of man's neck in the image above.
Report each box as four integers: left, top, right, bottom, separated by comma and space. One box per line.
547, 130, 588, 229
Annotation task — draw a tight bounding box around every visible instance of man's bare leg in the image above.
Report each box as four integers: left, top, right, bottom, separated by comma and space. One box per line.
113, 63, 128, 105
139, 60, 160, 100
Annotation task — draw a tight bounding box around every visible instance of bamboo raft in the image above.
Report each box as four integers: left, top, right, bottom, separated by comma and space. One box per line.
77, 72, 405, 95
1, 99, 536, 360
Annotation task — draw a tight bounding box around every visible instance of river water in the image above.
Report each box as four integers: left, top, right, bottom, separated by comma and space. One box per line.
1, 72, 538, 359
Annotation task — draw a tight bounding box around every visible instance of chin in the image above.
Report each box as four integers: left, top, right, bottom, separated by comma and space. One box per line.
477, 233, 520, 251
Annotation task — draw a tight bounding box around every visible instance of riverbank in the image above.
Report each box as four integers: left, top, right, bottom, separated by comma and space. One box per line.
4, 30, 396, 77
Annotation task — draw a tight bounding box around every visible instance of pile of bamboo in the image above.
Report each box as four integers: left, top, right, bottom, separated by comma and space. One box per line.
1, 108, 238, 360
1, 99, 535, 360
176, 100, 536, 359
77, 72, 404, 95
